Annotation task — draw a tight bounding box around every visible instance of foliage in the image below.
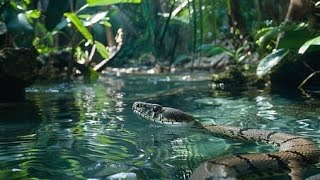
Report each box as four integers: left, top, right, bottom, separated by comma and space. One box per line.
0, 0, 141, 80
256, 49, 289, 78
0, 1, 37, 47
255, 26, 280, 53
254, 23, 316, 53
277, 24, 317, 49
87, 0, 141, 6
255, 22, 320, 79
1, 0, 320, 89
64, 12, 94, 42
197, 43, 251, 64
299, 36, 320, 54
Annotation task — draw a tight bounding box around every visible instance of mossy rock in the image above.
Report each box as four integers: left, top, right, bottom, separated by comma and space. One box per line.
268, 52, 320, 90
0, 47, 40, 86
0, 47, 40, 101
212, 65, 267, 89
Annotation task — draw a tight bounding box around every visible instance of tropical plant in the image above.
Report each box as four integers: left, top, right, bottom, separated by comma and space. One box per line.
0, 0, 141, 80
196, 42, 253, 64
254, 22, 320, 78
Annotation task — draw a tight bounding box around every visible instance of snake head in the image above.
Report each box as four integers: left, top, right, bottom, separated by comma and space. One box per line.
132, 101, 196, 125
132, 101, 164, 121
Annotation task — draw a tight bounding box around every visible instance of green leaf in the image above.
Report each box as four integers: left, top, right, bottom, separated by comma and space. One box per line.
78, 14, 92, 19
25, 10, 41, 19
11, 13, 33, 32
298, 36, 320, 54
87, 0, 141, 6
64, 12, 93, 42
24, 0, 31, 4
234, 46, 246, 62
256, 49, 289, 78
83, 11, 108, 26
173, 54, 191, 64
94, 40, 109, 58
3, 5, 33, 33
256, 27, 279, 50
278, 27, 316, 49
197, 44, 232, 56
99, 19, 112, 27
208, 46, 233, 57
255, 27, 277, 40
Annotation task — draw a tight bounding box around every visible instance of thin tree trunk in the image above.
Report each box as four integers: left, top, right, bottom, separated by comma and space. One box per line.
228, 0, 244, 34
153, 2, 175, 67
285, 0, 314, 23
67, 43, 75, 80
105, 27, 116, 48
199, 0, 203, 59
254, 0, 261, 22
104, 6, 117, 49
209, 0, 217, 42
276, 0, 314, 48
191, 0, 197, 71
169, 29, 179, 72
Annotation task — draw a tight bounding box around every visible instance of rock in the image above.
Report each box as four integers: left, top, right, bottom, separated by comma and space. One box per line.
212, 65, 268, 90
0, 47, 40, 102
106, 172, 137, 180
269, 52, 320, 90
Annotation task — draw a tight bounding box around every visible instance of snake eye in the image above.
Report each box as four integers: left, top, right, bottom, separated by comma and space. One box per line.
135, 102, 143, 108
153, 105, 161, 112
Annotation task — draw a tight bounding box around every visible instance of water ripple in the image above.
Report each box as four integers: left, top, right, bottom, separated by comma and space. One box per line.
0, 74, 319, 179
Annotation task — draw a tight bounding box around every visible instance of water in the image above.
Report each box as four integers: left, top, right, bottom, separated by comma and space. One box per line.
0, 73, 319, 179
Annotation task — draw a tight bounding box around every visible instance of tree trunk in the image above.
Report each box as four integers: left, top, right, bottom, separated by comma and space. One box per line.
284, 0, 314, 23
228, 0, 244, 34
104, 6, 117, 50
254, 0, 262, 22
276, 0, 315, 48
105, 27, 116, 48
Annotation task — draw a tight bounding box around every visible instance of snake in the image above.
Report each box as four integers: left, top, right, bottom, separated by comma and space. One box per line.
132, 101, 320, 179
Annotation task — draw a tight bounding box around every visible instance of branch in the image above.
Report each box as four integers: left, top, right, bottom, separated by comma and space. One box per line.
298, 70, 320, 90
93, 28, 123, 72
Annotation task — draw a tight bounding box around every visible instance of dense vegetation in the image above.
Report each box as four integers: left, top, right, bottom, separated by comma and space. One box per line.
1, 0, 320, 91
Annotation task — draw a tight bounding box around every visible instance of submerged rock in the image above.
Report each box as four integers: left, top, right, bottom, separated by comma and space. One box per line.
106, 172, 137, 180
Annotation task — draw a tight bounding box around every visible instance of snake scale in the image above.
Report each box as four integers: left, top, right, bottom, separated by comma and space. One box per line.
132, 101, 320, 179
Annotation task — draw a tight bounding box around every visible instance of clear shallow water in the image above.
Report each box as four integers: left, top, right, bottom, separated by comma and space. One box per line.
0, 73, 319, 179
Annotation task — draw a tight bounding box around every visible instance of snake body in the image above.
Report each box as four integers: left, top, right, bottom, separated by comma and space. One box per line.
132, 101, 320, 179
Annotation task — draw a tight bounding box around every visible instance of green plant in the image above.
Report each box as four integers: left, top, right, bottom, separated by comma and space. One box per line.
0, 1, 40, 47
255, 23, 320, 79
256, 48, 289, 78
1, 0, 141, 80
299, 35, 320, 54
196, 42, 253, 64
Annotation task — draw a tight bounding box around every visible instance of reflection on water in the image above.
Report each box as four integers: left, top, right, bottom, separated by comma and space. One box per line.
0, 73, 319, 179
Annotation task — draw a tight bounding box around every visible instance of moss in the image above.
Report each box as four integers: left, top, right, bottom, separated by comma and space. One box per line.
212, 65, 268, 89
0, 47, 40, 86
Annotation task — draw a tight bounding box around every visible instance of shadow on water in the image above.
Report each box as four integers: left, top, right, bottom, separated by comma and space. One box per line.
0, 101, 41, 136
0, 101, 42, 179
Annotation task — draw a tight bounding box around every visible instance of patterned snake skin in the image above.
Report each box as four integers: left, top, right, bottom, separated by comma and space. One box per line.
132, 101, 320, 179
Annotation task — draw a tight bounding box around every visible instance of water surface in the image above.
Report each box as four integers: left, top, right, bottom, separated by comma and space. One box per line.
0, 73, 319, 179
